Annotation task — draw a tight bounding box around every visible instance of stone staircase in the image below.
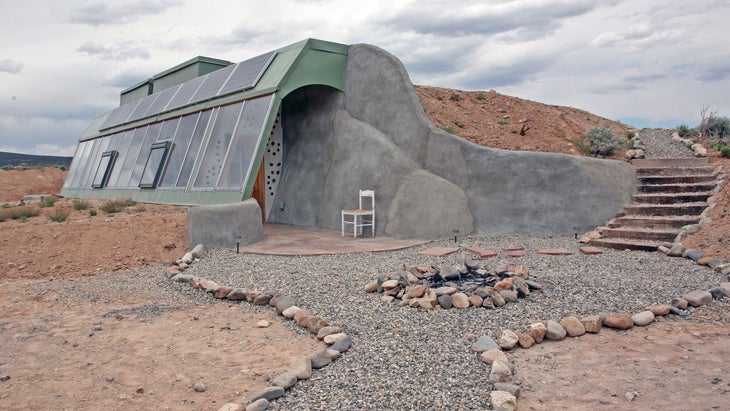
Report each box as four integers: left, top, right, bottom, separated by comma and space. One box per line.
589, 158, 716, 251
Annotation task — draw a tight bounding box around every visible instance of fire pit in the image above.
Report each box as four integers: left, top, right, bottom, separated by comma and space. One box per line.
364, 258, 542, 310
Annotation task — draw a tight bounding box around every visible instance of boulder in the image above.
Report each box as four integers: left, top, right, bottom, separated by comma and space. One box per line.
451, 292, 470, 308
489, 360, 514, 383
648, 305, 671, 316
471, 335, 500, 352
529, 323, 547, 344
490, 390, 517, 411
632, 311, 655, 326
480, 349, 510, 365
288, 356, 312, 380
515, 331, 535, 349
545, 320, 566, 341
498, 330, 519, 350
580, 315, 603, 333
560, 316, 586, 337
683, 290, 713, 307
603, 313, 633, 330
249, 386, 285, 402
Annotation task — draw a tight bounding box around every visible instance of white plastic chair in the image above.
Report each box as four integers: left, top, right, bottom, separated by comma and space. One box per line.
341, 189, 375, 238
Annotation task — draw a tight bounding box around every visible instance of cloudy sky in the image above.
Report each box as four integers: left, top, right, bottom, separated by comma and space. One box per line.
1, 0, 728, 155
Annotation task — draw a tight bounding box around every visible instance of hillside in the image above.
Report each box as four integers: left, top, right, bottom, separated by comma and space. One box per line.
0, 151, 72, 168
415, 86, 633, 156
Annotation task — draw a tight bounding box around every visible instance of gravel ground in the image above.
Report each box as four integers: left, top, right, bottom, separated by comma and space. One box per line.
182, 235, 727, 410
638, 128, 694, 159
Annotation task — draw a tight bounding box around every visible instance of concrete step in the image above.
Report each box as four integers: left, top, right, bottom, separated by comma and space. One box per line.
589, 237, 660, 252
638, 182, 716, 193
608, 215, 701, 229
623, 203, 707, 216
635, 166, 713, 176
600, 227, 680, 242
631, 158, 709, 168
632, 191, 713, 204
638, 174, 715, 185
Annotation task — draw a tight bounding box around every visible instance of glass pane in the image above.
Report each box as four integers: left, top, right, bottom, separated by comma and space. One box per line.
159, 113, 198, 188
63, 143, 85, 189
106, 130, 134, 188
70, 140, 93, 188
81, 137, 110, 188
112, 126, 148, 188
157, 117, 180, 142
217, 94, 274, 189
194, 103, 243, 188
129, 123, 162, 187
92, 151, 116, 188
140, 142, 170, 188
176, 110, 211, 188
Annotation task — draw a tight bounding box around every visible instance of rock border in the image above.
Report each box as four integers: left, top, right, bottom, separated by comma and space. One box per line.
470, 271, 730, 410
163, 244, 352, 411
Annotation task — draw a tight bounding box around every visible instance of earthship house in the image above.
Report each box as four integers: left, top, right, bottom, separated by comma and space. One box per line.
62, 38, 636, 247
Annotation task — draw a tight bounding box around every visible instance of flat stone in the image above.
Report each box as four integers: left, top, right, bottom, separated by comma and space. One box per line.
545, 320, 566, 340
214, 286, 233, 299
515, 331, 535, 349
697, 257, 714, 266
244, 398, 269, 411
471, 335, 500, 352
721, 282, 730, 295
560, 316, 586, 337
440, 265, 461, 280
648, 305, 671, 316
537, 248, 573, 255
667, 243, 685, 257
579, 246, 603, 255
482, 297, 495, 309
437, 294, 453, 309
498, 330, 519, 350
309, 350, 332, 369
405, 285, 425, 299
326, 348, 340, 360
490, 291, 506, 307
502, 247, 524, 251
244, 290, 260, 302
529, 322, 547, 344
364, 280, 379, 293
490, 390, 517, 410
603, 313, 634, 330
255, 320, 270, 328
465, 246, 498, 257
580, 315, 603, 333
468, 294, 483, 307
494, 277, 514, 292
435, 286, 457, 296
317, 326, 341, 340
281, 306, 301, 319
419, 247, 459, 256
683, 290, 713, 307
511, 264, 529, 279
226, 288, 247, 300
499, 290, 518, 303
381, 279, 399, 290
288, 356, 312, 380
270, 372, 298, 389
709, 287, 728, 299
451, 292, 470, 308
249, 386, 285, 402
293, 310, 313, 326
682, 248, 703, 261
480, 349, 510, 365
657, 245, 670, 254
524, 280, 543, 290
489, 360, 514, 383
707, 258, 724, 269
632, 311, 655, 326
275, 295, 297, 315
330, 335, 352, 353
252, 293, 273, 306
493, 383, 521, 399
170, 273, 196, 283
323, 332, 347, 345
306, 317, 329, 334
719, 265, 730, 275
506, 250, 526, 257
671, 297, 688, 309
190, 243, 206, 259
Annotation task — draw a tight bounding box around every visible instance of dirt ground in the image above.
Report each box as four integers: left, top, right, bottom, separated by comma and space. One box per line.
1, 88, 728, 410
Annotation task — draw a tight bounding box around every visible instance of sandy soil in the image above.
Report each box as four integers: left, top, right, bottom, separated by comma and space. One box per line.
1, 87, 727, 410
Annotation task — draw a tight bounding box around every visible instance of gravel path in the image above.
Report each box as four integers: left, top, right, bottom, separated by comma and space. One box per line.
183, 235, 726, 410
638, 128, 694, 159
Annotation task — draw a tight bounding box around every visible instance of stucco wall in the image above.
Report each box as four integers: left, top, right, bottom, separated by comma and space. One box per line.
268, 44, 635, 239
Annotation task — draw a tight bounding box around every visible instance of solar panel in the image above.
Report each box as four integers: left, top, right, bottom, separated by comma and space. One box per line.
101, 99, 140, 130
189, 63, 237, 104
127, 93, 160, 122
144, 84, 180, 117
218, 51, 276, 96
166, 75, 205, 110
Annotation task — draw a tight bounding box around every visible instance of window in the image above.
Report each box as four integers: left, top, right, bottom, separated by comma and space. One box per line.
92, 151, 118, 188
139, 141, 171, 188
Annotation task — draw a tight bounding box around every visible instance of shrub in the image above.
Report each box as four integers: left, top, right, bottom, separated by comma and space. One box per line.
100, 198, 135, 214
0, 205, 41, 221
47, 209, 69, 222
72, 199, 90, 211
721, 146, 730, 158
701, 113, 730, 141
476, 92, 486, 101
442, 125, 457, 134
89, 208, 97, 217
626, 130, 636, 139
38, 195, 59, 208
677, 124, 692, 137
576, 127, 626, 156
497, 120, 509, 125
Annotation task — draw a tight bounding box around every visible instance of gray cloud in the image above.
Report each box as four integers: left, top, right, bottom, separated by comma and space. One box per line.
78, 41, 151, 60
68, 0, 183, 26
0, 59, 24, 74
383, 0, 620, 40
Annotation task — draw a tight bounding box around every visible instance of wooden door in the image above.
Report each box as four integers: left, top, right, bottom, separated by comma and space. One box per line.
251, 160, 266, 221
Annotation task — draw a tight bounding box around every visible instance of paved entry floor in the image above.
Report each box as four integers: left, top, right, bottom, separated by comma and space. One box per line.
240, 224, 429, 256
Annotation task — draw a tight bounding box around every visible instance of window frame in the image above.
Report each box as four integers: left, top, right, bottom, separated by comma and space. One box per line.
91, 150, 118, 188
139, 141, 172, 188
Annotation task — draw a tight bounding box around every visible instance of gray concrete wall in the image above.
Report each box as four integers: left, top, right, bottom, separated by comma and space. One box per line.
187, 199, 263, 249
266, 43, 636, 240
